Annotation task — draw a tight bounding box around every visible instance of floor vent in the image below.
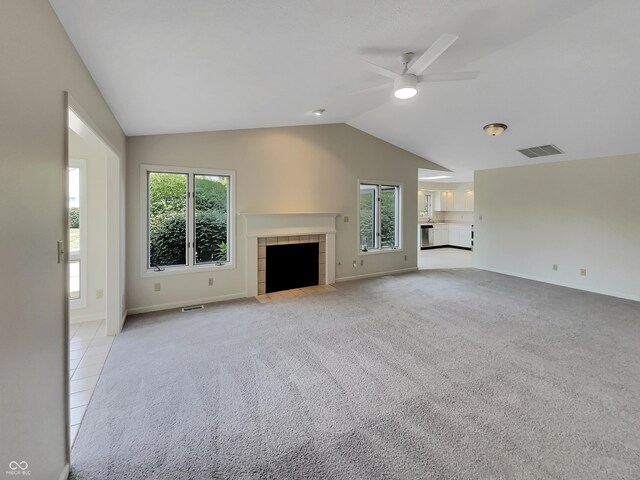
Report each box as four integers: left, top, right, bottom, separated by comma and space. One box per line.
182, 305, 204, 312
517, 144, 564, 158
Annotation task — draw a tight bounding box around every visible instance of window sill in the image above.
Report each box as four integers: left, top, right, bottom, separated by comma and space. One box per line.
141, 262, 235, 278
358, 248, 403, 256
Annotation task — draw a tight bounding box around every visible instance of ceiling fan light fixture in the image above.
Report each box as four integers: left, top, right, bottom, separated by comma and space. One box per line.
483, 123, 508, 136
393, 74, 418, 99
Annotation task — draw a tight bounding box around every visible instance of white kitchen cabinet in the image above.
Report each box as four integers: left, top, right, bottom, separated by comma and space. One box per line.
459, 225, 472, 248
433, 224, 448, 246
435, 191, 454, 211
448, 224, 460, 246
463, 190, 474, 211
453, 192, 465, 212
449, 224, 472, 248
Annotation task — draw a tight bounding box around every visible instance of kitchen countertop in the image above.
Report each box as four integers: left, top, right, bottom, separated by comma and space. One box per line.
418, 221, 473, 226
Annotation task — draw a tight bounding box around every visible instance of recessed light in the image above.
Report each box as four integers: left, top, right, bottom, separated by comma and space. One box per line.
483, 123, 508, 136
312, 109, 325, 116
420, 175, 452, 180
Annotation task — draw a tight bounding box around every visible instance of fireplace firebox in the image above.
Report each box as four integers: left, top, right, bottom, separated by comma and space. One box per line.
266, 242, 319, 293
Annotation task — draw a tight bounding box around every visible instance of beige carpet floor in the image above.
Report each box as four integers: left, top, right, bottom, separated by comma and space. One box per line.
71, 269, 640, 479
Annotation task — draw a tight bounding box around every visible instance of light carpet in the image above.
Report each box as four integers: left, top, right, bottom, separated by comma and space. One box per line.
70, 269, 640, 479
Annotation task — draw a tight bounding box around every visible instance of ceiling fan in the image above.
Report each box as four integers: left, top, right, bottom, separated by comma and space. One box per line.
359, 34, 479, 100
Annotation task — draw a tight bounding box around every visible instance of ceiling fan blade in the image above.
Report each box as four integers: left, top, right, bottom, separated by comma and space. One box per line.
407, 34, 459, 75
360, 59, 399, 79
344, 83, 389, 96
420, 71, 479, 83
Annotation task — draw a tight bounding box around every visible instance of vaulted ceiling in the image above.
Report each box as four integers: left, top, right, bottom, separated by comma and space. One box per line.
50, 0, 640, 181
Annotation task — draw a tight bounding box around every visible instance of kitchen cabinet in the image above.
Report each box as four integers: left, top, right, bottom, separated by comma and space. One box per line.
435, 191, 454, 211
433, 224, 448, 246
463, 190, 474, 211
434, 189, 473, 212
449, 224, 472, 248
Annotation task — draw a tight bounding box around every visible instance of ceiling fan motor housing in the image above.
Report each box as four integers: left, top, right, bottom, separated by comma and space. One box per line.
394, 74, 418, 99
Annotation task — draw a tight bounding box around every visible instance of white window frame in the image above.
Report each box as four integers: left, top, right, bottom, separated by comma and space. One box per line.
140, 164, 235, 277
357, 179, 403, 256
69, 158, 87, 308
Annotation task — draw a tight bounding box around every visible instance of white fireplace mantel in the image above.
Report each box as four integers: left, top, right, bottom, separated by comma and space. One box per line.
240, 212, 339, 296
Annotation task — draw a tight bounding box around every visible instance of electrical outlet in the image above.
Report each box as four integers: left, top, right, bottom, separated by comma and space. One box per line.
360, 259, 364, 266
96, 289, 104, 299
343, 216, 349, 223
154, 282, 161, 292
580, 268, 587, 276
208, 277, 214, 286
404, 255, 407, 261
552, 264, 558, 271
352, 260, 357, 268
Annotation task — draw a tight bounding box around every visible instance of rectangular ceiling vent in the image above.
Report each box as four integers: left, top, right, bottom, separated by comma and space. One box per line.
517, 144, 564, 159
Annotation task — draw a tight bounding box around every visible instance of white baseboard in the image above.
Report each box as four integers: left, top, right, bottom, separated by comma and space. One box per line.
126, 292, 247, 316
336, 267, 418, 283
69, 312, 105, 324
477, 266, 640, 302
59, 463, 69, 480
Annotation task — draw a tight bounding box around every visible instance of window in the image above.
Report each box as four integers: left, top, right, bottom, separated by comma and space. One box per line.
419, 190, 433, 217
359, 181, 401, 252
142, 165, 234, 273
68, 159, 86, 306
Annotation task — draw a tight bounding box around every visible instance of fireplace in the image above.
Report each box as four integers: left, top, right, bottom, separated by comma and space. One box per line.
266, 242, 319, 293
257, 235, 325, 295
241, 213, 338, 297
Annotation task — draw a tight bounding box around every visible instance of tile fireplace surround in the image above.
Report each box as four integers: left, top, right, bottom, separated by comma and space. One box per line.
257, 235, 326, 295
241, 213, 338, 297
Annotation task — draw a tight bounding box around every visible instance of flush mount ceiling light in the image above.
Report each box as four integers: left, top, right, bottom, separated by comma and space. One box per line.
420, 175, 452, 180
312, 109, 325, 116
483, 123, 508, 136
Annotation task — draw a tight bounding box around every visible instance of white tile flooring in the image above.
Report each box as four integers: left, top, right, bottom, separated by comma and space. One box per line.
68, 319, 114, 447
418, 247, 473, 270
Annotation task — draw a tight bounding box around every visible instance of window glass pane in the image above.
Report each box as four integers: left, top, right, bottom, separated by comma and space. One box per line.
194, 175, 229, 264
69, 260, 80, 300
148, 172, 188, 268
68, 167, 80, 254
359, 184, 377, 250
380, 185, 399, 248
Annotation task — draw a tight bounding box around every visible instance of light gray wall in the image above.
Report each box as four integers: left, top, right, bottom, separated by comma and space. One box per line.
0, 1, 125, 479
126, 124, 440, 312
474, 154, 640, 301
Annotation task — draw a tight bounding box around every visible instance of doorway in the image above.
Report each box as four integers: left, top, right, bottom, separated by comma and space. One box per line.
66, 100, 122, 448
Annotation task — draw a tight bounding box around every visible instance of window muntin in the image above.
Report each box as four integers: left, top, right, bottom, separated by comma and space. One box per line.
143, 165, 234, 273
359, 181, 401, 252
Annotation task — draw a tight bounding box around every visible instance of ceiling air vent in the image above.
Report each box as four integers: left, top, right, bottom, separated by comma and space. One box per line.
517, 144, 564, 159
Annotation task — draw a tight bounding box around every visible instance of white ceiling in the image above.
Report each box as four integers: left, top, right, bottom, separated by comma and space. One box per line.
50, 0, 640, 179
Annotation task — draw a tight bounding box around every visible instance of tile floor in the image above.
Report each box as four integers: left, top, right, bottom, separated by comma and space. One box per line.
418, 247, 473, 270
257, 284, 337, 303
68, 319, 114, 447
